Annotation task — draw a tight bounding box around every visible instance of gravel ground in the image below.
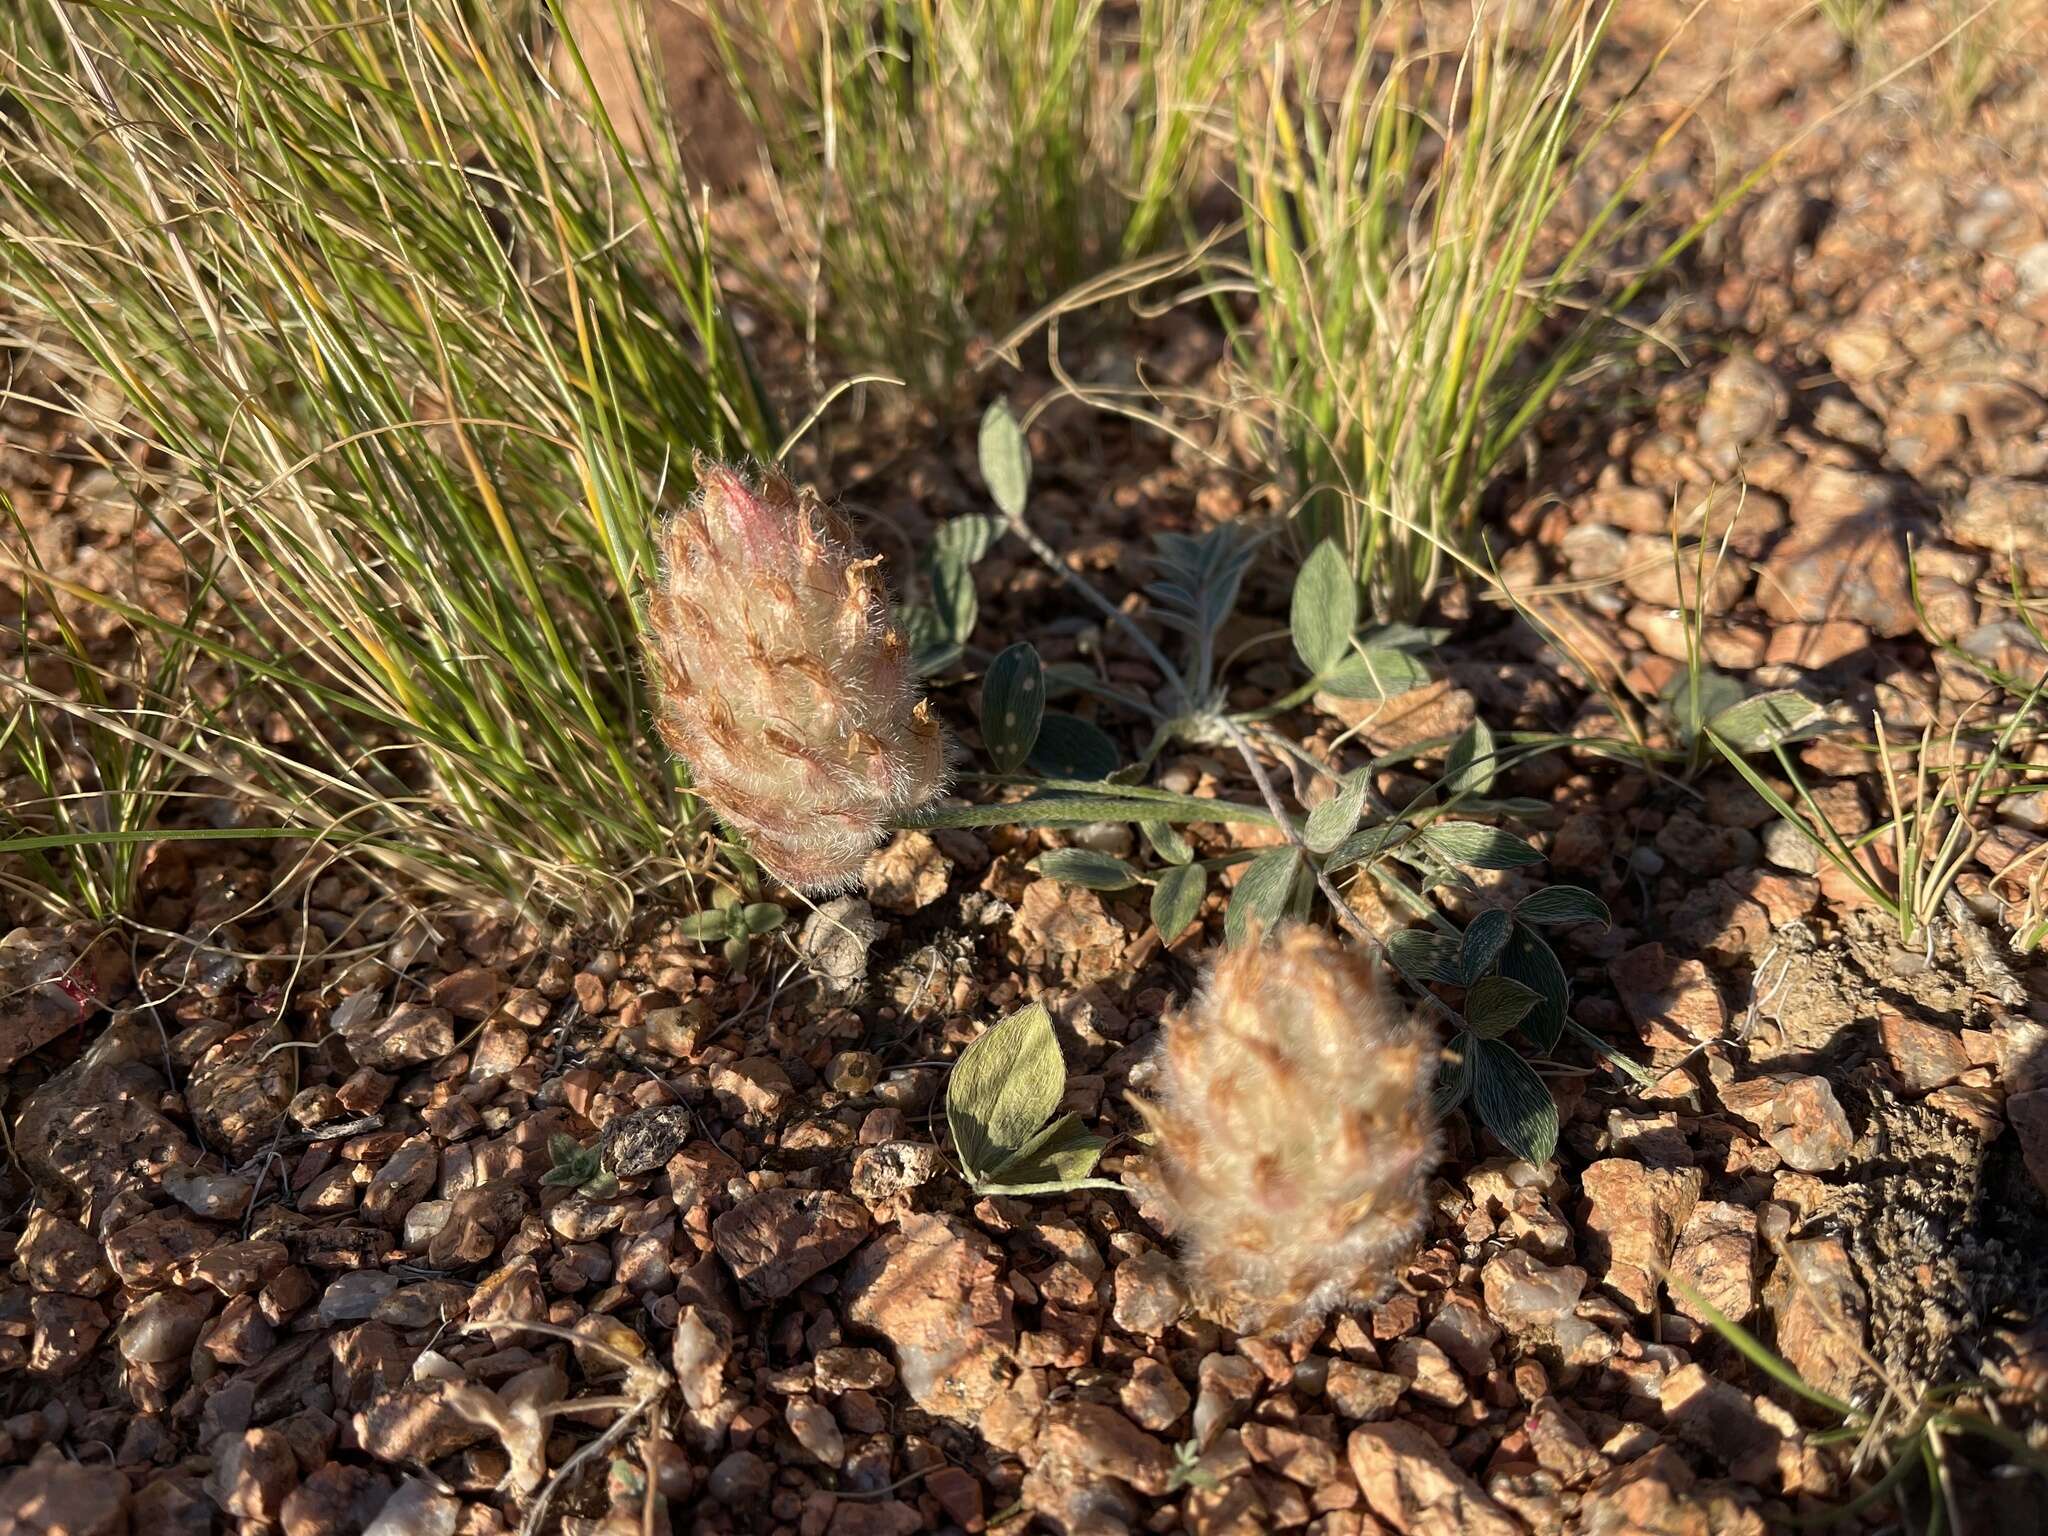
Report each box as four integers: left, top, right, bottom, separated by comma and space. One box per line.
4, 2, 2048, 1533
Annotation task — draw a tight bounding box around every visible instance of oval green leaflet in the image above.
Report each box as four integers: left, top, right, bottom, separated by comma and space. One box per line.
1514, 885, 1611, 926
1303, 768, 1370, 853
1292, 540, 1358, 675
676, 908, 733, 941
1318, 648, 1430, 700
1496, 922, 1570, 1051
1444, 716, 1498, 797
1033, 847, 1139, 891
1027, 712, 1121, 780
1471, 1039, 1558, 1165
946, 1003, 1114, 1196
978, 401, 1032, 521
1705, 689, 1828, 753
929, 513, 1003, 646
1421, 822, 1544, 869
1150, 861, 1207, 941
1463, 974, 1540, 1039
1432, 1038, 1475, 1117
1224, 846, 1309, 946
1140, 820, 1194, 865
980, 642, 1045, 773
1456, 908, 1514, 982
1387, 926, 1463, 986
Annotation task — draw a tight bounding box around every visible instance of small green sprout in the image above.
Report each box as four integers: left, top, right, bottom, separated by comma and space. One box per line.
677, 885, 788, 970
1166, 1438, 1219, 1494
541, 1134, 619, 1200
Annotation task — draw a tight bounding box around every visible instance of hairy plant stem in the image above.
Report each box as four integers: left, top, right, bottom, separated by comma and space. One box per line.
1217, 717, 1372, 944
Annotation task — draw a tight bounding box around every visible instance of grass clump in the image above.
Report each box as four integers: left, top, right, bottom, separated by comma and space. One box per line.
0, 548, 204, 921
1221, 1, 1615, 618
1, 0, 777, 924
712, 0, 1256, 401
1215, 0, 1728, 619
1710, 666, 2047, 955
1934, 0, 2019, 123
1818, 0, 1891, 52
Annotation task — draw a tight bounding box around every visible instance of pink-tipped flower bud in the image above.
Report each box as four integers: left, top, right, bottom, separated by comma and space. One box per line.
1133, 925, 1441, 1331
643, 462, 946, 891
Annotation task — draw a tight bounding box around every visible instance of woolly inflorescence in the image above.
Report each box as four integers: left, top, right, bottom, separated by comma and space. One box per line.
1133, 925, 1441, 1332
642, 462, 946, 891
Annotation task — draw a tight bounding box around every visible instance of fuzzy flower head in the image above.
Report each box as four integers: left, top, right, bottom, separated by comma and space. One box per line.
1133, 924, 1441, 1331
643, 462, 946, 891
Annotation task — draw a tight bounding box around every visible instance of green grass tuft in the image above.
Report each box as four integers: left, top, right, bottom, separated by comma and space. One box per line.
1, 0, 777, 925
1219, 1, 1643, 620
710, 0, 1256, 403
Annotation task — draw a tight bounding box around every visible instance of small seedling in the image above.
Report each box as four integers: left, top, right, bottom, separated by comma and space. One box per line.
1707, 677, 2046, 953
1029, 828, 1248, 945
676, 884, 788, 970
945, 1002, 1117, 1197
1166, 1438, 1220, 1494
1664, 665, 1827, 779
541, 1135, 620, 1200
